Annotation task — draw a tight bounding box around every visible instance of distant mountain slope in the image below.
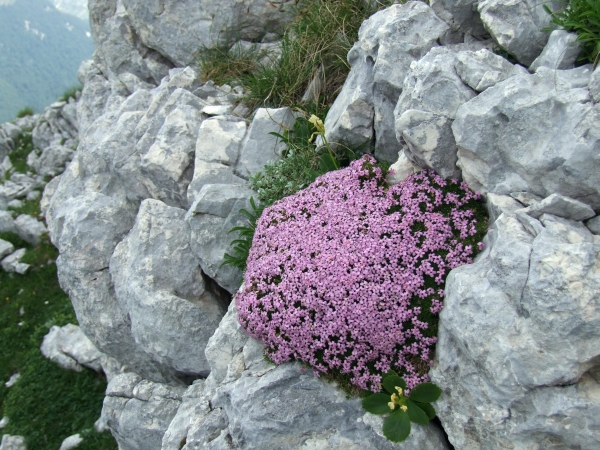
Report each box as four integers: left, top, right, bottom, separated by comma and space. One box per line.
0, 0, 93, 123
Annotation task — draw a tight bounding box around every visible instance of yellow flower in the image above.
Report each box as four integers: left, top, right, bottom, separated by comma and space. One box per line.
395, 386, 403, 396
400, 405, 408, 412
388, 402, 395, 410
308, 114, 325, 133
391, 393, 399, 402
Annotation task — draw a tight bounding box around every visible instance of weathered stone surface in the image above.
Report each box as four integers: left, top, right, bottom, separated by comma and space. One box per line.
386, 151, 421, 185
0, 239, 14, 260
590, 66, 600, 103
110, 199, 227, 378
14, 214, 47, 245
395, 47, 476, 178
325, 2, 449, 163
517, 193, 595, 221
430, 0, 487, 36
510, 191, 543, 207
1, 249, 29, 274
102, 373, 186, 450
121, 0, 294, 68
160, 302, 451, 450
26, 144, 74, 177
58, 434, 83, 450
478, 0, 558, 66
431, 212, 600, 449
586, 216, 600, 235
234, 107, 296, 180
454, 68, 600, 209
455, 49, 527, 92
40, 175, 61, 217
187, 116, 248, 205
0, 435, 26, 450
530, 29, 581, 72
40, 323, 104, 372
186, 184, 255, 295
486, 192, 523, 224
77, 61, 112, 136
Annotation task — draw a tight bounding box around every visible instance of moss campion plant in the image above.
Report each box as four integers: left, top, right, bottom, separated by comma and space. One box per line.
236, 155, 487, 392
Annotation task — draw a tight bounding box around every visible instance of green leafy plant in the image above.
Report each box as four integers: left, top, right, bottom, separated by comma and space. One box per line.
221, 197, 265, 270
59, 85, 82, 102
362, 370, 441, 443
544, 0, 600, 67
15, 106, 35, 118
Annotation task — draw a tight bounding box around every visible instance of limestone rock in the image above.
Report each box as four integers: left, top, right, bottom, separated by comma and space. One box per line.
510, 191, 543, 207
0, 212, 16, 234
585, 216, 600, 235
517, 193, 595, 221
187, 116, 248, 205
430, 0, 488, 36
431, 212, 600, 449
0, 239, 14, 260
110, 199, 228, 378
14, 214, 47, 245
590, 66, 600, 103
478, 0, 558, 66
186, 184, 256, 294
386, 151, 421, 185
102, 373, 186, 450
530, 29, 581, 72
454, 68, 600, 209
455, 49, 527, 92
26, 144, 74, 177
486, 193, 523, 224
395, 46, 476, 178
234, 107, 297, 180
58, 434, 83, 450
40, 324, 104, 373
1, 248, 29, 274
325, 2, 449, 163
0, 435, 26, 450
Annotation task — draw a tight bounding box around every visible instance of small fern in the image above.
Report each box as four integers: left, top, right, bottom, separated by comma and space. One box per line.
221, 197, 264, 270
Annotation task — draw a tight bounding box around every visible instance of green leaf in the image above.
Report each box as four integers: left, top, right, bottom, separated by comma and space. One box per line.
406, 399, 430, 425
385, 369, 400, 378
318, 152, 339, 173
382, 375, 407, 395
362, 393, 393, 415
413, 401, 436, 420
408, 382, 442, 403
382, 409, 411, 443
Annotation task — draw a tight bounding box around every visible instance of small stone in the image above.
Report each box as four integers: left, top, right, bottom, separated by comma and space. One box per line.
25, 190, 41, 202
0, 239, 15, 259
0, 435, 26, 450
529, 30, 581, 72
585, 216, 600, 235
58, 434, 83, 450
517, 194, 595, 221
0, 416, 8, 428
1, 249, 30, 274
201, 104, 234, 116
5, 373, 20, 388
7, 200, 22, 209
510, 191, 543, 207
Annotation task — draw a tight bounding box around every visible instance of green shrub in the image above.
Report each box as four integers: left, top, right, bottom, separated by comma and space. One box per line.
544, 0, 600, 67
16, 106, 35, 118
5, 132, 35, 176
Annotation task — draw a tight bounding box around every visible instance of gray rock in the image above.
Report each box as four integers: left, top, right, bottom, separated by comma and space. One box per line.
58, 434, 83, 450
201, 105, 235, 116
40, 324, 104, 372
325, 2, 449, 163
486, 193, 523, 224
536, 64, 594, 88
0, 212, 16, 234
40, 175, 61, 217
110, 199, 227, 377
0, 416, 7, 429
395, 47, 476, 178
234, 107, 296, 180
77, 62, 112, 136
186, 184, 256, 294
517, 193, 595, 221
455, 48, 527, 92
102, 373, 186, 450
431, 212, 600, 449
164, 302, 451, 450
14, 214, 47, 245
585, 216, 600, 235
478, 0, 558, 66
0, 435, 26, 450
26, 144, 74, 177
25, 190, 40, 202
120, 0, 293, 68
590, 66, 600, 103
510, 191, 543, 206
454, 69, 600, 209
386, 151, 421, 185
530, 29, 581, 72
430, 0, 488, 36
188, 116, 248, 205
4, 373, 20, 388
1, 248, 29, 274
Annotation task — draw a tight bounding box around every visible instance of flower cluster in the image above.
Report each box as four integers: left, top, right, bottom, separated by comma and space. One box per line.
236, 155, 486, 391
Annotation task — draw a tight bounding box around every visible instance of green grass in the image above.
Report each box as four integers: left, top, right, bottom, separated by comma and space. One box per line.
0, 234, 117, 448
15, 107, 35, 118
6, 132, 35, 177
58, 85, 82, 103
545, 0, 600, 67
195, 0, 393, 110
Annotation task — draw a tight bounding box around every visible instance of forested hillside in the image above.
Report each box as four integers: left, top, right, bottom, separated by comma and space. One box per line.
0, 0, 92, 122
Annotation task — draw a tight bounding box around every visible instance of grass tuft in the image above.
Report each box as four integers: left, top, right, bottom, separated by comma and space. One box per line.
15, 107, 35, 118
58, 85, 82, 103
